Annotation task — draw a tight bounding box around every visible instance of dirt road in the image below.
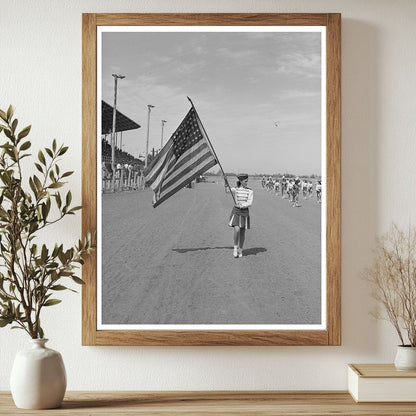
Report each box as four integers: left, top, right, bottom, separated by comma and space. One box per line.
101, 177, 322, 325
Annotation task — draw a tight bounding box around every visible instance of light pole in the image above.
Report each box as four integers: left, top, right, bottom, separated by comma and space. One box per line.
111, 73, 125, 191
145, 104, 155, 169
161, 119, 167, 148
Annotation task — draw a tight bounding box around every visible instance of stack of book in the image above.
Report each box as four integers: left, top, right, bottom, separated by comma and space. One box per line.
348, 364, 416, 402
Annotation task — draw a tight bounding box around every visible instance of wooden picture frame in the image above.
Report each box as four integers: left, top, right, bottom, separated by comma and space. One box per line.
82, 13, 341, 346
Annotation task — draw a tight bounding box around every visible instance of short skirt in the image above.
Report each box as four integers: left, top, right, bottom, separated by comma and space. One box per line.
228, 206, 250, 229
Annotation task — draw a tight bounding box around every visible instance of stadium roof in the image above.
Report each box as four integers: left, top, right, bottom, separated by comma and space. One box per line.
101, 101, 141, 134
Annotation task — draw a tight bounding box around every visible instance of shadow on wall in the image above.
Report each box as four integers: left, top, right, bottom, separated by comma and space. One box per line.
341, 19, 381, 355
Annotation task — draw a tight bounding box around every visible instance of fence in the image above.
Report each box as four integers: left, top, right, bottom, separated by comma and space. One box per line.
102, 167, 145, 192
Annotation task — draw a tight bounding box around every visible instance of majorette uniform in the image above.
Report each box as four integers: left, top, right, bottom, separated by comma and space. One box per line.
228, 185, 253, 229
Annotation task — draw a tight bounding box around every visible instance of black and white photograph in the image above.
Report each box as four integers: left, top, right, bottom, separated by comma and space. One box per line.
97, 26, 326, 330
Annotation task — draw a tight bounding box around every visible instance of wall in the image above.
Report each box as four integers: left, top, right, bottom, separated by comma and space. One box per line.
1, 0, 415, 390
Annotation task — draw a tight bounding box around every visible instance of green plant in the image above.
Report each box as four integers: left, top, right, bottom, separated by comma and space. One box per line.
0, 105, 94, 338
363, 223, 416, 347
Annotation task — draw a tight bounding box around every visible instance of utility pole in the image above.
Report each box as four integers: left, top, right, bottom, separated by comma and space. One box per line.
145, 104, 155, 169
111, 73, 125, 191
161, 119, 167, 148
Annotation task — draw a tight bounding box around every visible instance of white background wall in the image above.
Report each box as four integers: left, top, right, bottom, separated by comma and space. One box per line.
1, 0, 416, 391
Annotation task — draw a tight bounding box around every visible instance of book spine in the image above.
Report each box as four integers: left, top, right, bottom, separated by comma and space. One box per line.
347, 366, 359, 402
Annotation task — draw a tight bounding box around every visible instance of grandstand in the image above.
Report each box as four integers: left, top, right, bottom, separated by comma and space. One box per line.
102, 100, 141, 135
101, 100, 143, 170
101, 138, 143, 167
101, 101, 144, 190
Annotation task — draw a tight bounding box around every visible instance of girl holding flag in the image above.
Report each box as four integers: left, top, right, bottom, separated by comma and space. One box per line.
228, 174, 254, 258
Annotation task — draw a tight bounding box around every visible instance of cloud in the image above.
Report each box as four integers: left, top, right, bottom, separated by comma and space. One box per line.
100, 30, 323, 173
155, 56, 173, 64
216, 47, 257, 60
279, 89, 321, 100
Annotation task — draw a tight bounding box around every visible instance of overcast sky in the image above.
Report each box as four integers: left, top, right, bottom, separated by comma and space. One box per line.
101, 29, 323, 175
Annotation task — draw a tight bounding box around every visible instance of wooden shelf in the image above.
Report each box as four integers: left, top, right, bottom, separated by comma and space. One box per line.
2, 391, 416, 415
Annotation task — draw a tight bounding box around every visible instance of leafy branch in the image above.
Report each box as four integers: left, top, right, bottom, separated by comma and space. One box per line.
0, 105, 94, 338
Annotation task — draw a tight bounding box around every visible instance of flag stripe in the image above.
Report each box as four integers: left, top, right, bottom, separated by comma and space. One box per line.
153, 158, 217, 208
162, 141, 211, 188
147, 150, 176, 192
145, 140, 174, 186
144, 106, 218, 208
160, 149, 216, 195
144, 107, 193, 184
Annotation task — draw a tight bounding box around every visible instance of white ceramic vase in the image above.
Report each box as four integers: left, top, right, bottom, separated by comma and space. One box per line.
10, 339, 67, 409
394, 345, 416, 371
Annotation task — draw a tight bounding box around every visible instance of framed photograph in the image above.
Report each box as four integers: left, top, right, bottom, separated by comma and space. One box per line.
82, 13, 341, 346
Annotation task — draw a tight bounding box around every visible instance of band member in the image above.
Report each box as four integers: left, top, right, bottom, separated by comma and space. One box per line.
274, 179, 280, 195
281, 176, 287, 198
316, 180, 322, 203
292, 177, 301, 207
302, 180, 308, 199
228, 174, 253, 258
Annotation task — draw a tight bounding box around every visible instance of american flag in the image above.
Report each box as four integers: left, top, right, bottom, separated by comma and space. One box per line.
144, 107, 218, 208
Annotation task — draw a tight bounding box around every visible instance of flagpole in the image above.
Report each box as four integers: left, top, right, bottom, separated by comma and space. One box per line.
187, 97, 236, 206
